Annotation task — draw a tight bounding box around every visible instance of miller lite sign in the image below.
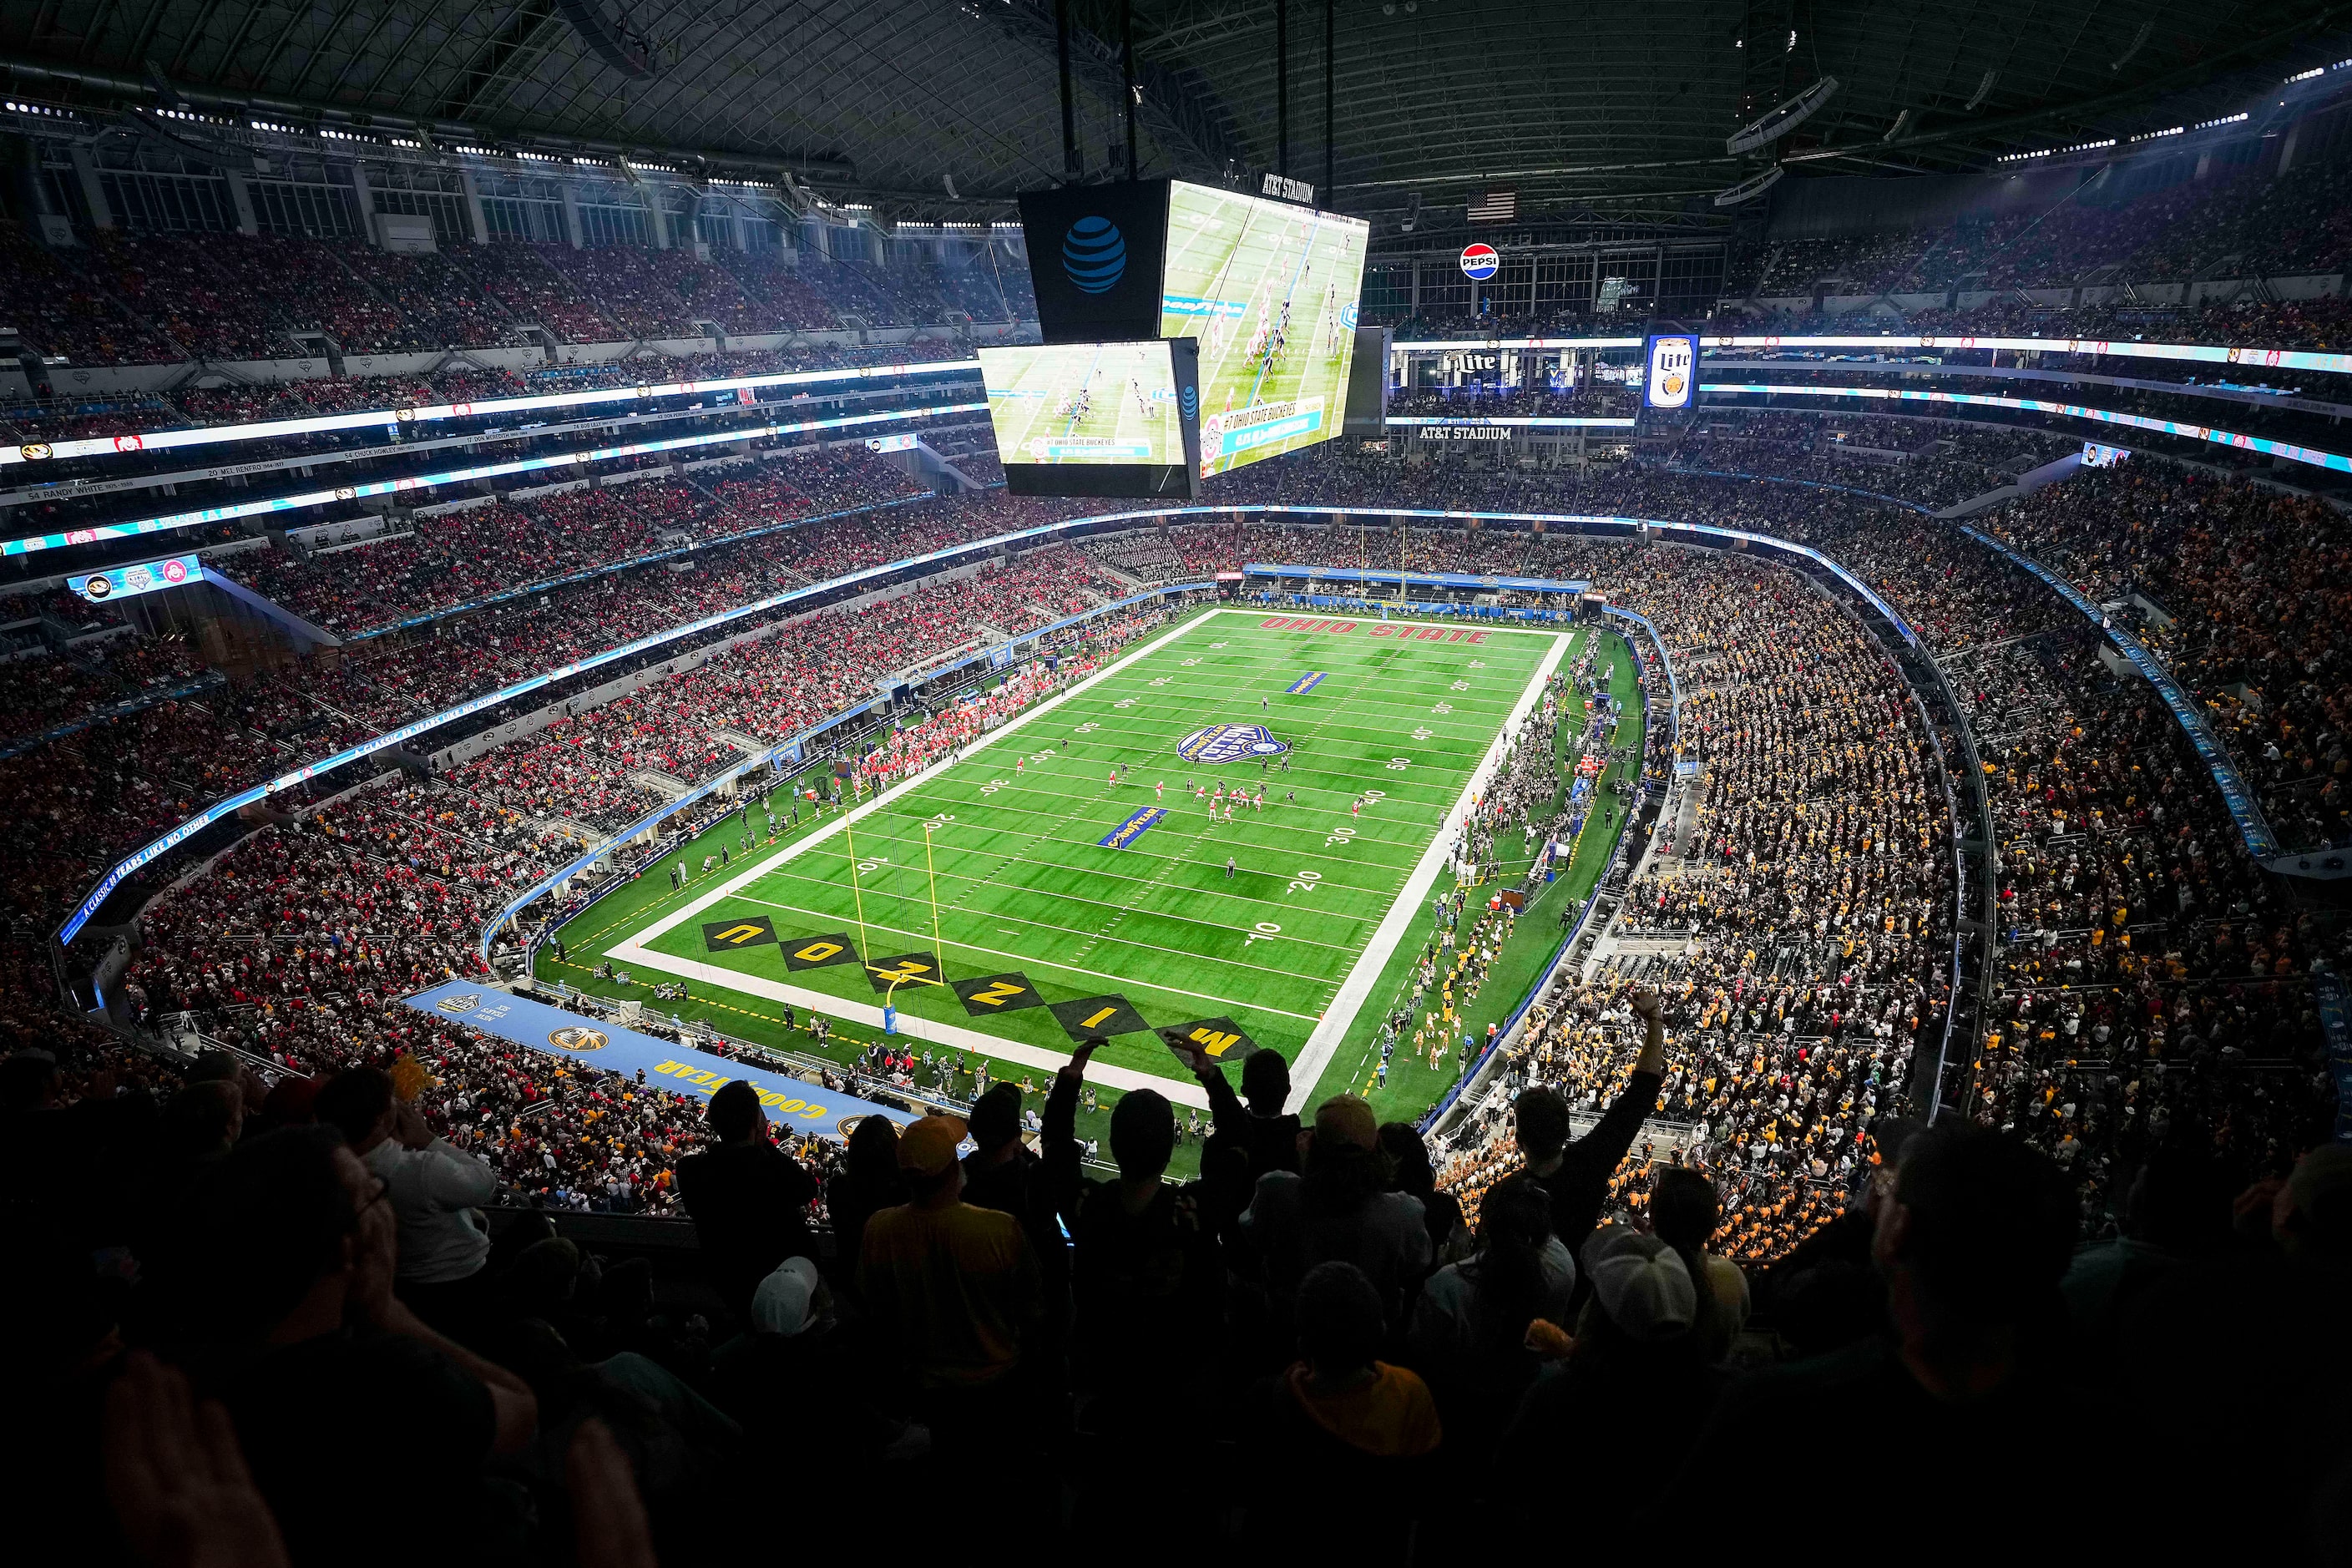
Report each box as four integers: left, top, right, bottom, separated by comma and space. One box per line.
1643, 333, 1700, 412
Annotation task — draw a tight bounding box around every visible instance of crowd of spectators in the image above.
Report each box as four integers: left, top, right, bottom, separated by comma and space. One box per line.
1672, 413, 2081, 508
1980, 466, 2352, 852
229, 453, 930, 636
1735, 149, 2352, 301
0, 631, 212, 749
1941, 630, 2336, 1196
0, 220, 1036, 366
1387, 385, 1637, 419
13, 976, 2344, 1560
442, 549, 1123, 834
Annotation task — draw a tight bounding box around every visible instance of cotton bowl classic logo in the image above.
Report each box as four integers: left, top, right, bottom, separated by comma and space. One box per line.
435, 994, 483, 1014
1062, 216, 1126, 294
1176, 723, 1289, 765
1459, 243, 1500, 281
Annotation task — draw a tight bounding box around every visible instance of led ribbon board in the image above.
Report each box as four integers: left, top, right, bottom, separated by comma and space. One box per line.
68, 552, 203, 603
3, 401, 989, 558
1380, 333, 2352, 381
1702, 382, 2352, 473
3, 361, 982, 467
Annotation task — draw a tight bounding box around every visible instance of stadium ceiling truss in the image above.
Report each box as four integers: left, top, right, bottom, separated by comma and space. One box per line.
4, 0, 2352, 230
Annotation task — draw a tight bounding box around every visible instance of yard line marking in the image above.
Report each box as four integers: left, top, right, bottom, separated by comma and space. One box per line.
725, 893, 1326, 1019
609, 609, 1283, 1092
1283, 615, 1576, 1110
749, 857, 1368, 955
589, 951, 1211, 1109
833, 813, 1408, 899
842, 801, 1439, 881
607, 607, 1562, 1101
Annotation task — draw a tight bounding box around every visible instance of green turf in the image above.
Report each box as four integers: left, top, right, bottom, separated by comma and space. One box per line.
536, 605, 1640, 1159
628, 609, 1560, 1079
1330, 631, 1648, 1123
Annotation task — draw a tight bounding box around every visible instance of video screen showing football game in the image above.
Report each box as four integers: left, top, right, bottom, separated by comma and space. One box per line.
977, 341, 1182, 466
1161, 180, 1369, 478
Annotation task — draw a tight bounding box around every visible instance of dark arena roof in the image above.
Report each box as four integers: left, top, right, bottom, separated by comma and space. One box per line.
3, 4, 2349, 1563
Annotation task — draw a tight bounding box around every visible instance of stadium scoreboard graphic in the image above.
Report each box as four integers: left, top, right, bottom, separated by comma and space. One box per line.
69, 552, 203, 604
977, 340, 1203, 497
1162, 180, 1369, 478
1014, 177, 1370, 483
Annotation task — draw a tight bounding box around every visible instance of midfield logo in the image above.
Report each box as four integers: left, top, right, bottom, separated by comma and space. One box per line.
1176, 722, 1289, 765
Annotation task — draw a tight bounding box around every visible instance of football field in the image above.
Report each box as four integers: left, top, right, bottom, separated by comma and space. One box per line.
602, 609, 1574, 1109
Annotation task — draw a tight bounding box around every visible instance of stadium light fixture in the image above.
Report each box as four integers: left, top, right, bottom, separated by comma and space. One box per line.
1995, 137, 2116, 164
1727, 78, 1839, 154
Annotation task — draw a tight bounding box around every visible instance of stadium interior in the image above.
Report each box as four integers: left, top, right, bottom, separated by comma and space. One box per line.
4, 1, 2350, 1560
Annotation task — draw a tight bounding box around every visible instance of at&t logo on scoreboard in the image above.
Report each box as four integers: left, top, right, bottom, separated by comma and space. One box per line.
1643, 333, 1700, 412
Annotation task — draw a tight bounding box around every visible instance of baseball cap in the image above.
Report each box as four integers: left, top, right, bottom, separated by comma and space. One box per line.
895, 1114, 968, 1177
1313, 1093, 1378, 1151
1581, 1224, 1696, 1341
751, 1256, 822, 1336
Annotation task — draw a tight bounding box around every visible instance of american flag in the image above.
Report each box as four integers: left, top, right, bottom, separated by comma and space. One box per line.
1467, 189, 1516, 224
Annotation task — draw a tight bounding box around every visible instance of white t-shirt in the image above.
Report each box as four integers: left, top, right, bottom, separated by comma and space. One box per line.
364, 1136, 497, 1284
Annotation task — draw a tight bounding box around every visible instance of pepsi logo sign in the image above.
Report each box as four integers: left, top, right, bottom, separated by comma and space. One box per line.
1459, 243, 1500, 281
1062, 216, 1126, 294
